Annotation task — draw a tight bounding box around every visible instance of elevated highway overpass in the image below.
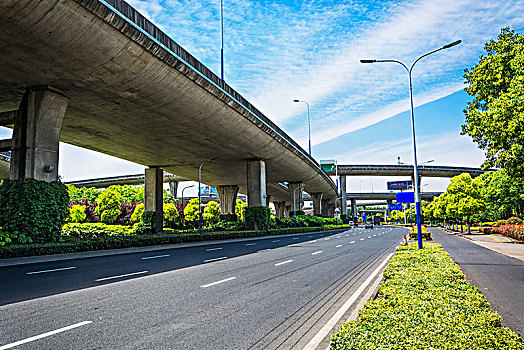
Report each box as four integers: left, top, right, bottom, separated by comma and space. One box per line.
0, 0, 337, 223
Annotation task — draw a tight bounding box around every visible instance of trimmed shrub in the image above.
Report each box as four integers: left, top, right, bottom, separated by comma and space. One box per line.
219, 213, 237, 222
506, 216, 523, 225
95, 189, 122, 223
0, 179, 68, 242
62, 223, 133, 238
68, 204, 87, 223
408, 225, 432, 240
130, 203, 144, 223
330, 243, 523, 349
163, 203, 179, 228
245, 206, 271, 231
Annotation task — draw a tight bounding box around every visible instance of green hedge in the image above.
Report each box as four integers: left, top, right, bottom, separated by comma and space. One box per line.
0, 225, 352, 259
245, 206, 271, 230
0, 179, 69, 242
330, 243, 523, 349
62, 223, 134, 238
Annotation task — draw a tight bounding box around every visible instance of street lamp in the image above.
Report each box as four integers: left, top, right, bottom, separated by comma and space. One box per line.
220, 0, 224, 81
419, 160, 434, 165
199, 157, 217, 234
293, 184, 304, 227
293, 99, 311, 156
335, 197, 341, 225
369, 177, 374, 193
361, 40, 461, 249
181, 184, 195, 229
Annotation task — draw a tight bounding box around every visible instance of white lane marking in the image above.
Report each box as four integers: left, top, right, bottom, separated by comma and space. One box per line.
292, 237, 299, 240
200, 276, 236, 288
350, 241, 356, 244
272, 240, 281, 242
206, 247, 223, 251
95, 271, 148, 282
141, 254, 170, 260
308, 235, 313, 238
312, 251, 323, 255
335, 245, 343, 248
245, 243, 257, 246
310, 240, 317, 243
345, 234, 349, 237
303, 253, 394, 350
324, 238, 330, 241
0, 321, 92, 350
204, 256, 228, 263
360, 238, 365, 241
373, 235, 377, 237
26, 267, 76, 275
274, 260, 293, 266
288, 244, 301, 247
368, 236, 372, 239
258, 249, 272, 252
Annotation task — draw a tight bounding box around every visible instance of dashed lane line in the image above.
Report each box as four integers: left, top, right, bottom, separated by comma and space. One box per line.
206, 247, 223, 251
0, 321, 92, 350
95, 271, 148, 282
312, 251, 323, 255
245, 243, 257, 246
200, 276, 236, 288
141, 254, 170, 260
274, 260, 293, 266
26, 267, 76, 275
204, 257, 228, 263
335, 245, 343, 248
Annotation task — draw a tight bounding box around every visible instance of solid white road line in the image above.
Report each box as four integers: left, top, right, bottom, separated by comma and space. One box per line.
200, 277, 236, 288
26, 267, 76, 275
206, 247, 223, 251
274, 260, 293, 266
312, 251, 323, 255
258, 249, 272, 252
141, 254, 170, 260
204, 257, 228, 263
0, 321, 92, 350
245, 243, 257, 246
350, 241, 355, 244
272, 240, 281, 242
95, 271, 148, 282
335, 245, 343, 248
303, 253, 394, 350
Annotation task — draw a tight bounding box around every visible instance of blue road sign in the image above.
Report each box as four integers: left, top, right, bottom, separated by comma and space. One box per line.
389, 204, 403, 211
387, 180, 412, 190
396, 192, 415, 203
362, 213, 367, 222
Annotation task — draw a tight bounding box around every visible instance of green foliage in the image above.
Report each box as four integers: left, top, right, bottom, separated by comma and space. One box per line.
408, 225, 432, 240
68, 204, 87, 223
163, 189, 176, 204
203, 201, 220, 226
506, 216, 522, 225
130, 203, 144, 223
330, 243, 524, 349
183, 198, 201, 227
245, 206, 271, 231
62, 223, 133, 238
462, 27, 524, 177
95, 188, 122, 223
163, 203, 179, 228
478, 170, 524, 220
219, 213, 237, 222
141, 210, 157, 232
236, 199, 247, 221
0, 179, 69, 243
0, 231, 12, 246
66, 185, 101, 203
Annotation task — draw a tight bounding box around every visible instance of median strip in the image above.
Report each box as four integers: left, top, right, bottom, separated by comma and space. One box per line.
200, 276, 236, 288
0, 321, 92, 350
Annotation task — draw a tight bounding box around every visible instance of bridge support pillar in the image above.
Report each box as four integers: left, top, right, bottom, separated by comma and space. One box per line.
247, 159, 267, 207
168, 180, 178, 199
311, 193, 322, 216
217, 185, 239, 215
288, 182, 304, 213
321, 198, 330, 216
284, 204, 292, 218
10, 86, 69, 182
351, 199, 357, 221
327, 200, 335, 217
273, 201, 286, 217
340, 175, 347, 222
145, 167, 164, 233
386, 199, 392, 220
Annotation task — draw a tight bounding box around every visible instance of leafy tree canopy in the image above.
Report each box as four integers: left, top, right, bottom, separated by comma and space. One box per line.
462, 27, 524, 177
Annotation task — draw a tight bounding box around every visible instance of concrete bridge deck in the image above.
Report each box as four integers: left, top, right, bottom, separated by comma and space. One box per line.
327, 164, 490, 178
0, 0, 337, 202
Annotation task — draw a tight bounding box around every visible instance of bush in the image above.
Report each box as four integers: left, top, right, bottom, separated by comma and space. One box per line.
62, 223, 133, 238
130, 203, 144, 223
330, 243, 523, 349
493, 219, 507, 227
68, 204, 87, 223
95, 189, 122, 223
116, 202, 138, 225
219, 214, 237, 223
163, 203, 179, 228
408, 225, 432, 240
245, 206, 271, 231
498, 224, 524, 241
506, 216, 523, 225
0, 179, 69, 242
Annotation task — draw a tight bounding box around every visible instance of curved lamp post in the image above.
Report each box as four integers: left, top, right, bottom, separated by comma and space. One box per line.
199, 157, 217, 234
360, 40, 461, 249
293, 99, 311, 156
181, 184, 195, 229
335, 197, 341, 225
293, 184, 304, 227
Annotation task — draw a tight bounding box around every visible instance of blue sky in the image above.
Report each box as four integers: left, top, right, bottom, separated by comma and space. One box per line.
3, 0, 524, 194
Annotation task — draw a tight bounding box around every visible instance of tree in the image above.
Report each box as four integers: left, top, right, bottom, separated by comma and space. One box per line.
444, 174, 486, 233
183, 198, 202, 228
95, 188, 122, 223
236, 199, 247, 221
203, 201, 220, 226
478, 170, 524, 220
163, 203, 180, 228
462, 27, 524, 177
130, 203, 144, 223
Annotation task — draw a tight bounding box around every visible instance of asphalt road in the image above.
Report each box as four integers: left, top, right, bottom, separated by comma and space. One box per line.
0, 226, 404, 349
430, 228, 524, 336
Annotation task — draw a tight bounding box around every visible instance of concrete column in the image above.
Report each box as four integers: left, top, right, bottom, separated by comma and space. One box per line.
327, 200, 335, 217
10, 86, 69, 182
340, 175, 347, 219
284, 204, 292, 218
321, 198, 330, 217
217, 185, 239, 215
168, 180, 178, 199
288, 182, 304, 212
273, 201, 286, 218
351, 199, 357, 220
311, 193, 322, 216
247, 159, 267, 207
266, 195, 272, 208
145, 167, 163, 233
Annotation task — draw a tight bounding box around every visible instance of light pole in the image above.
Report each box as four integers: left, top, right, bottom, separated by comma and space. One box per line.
335, 197, 341, 225
199, 157, 217, 234
370, 177, 374, 193
293, 184, 304, 227
181, 184, 195, 229
359, 179, 362, 193
293, 99, 311, 156
220, 0, 224, 81
361, 40, 461, 249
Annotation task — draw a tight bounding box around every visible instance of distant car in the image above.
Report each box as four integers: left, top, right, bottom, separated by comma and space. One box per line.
365, 223, 374, 229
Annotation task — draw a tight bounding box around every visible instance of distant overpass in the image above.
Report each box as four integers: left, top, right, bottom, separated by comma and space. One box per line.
326, 164, 490, 178
346, 192, 442, 201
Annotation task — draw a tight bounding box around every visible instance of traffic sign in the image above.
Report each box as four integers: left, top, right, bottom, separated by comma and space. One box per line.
389, 204, 403, 211
396, 192, 414, 203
